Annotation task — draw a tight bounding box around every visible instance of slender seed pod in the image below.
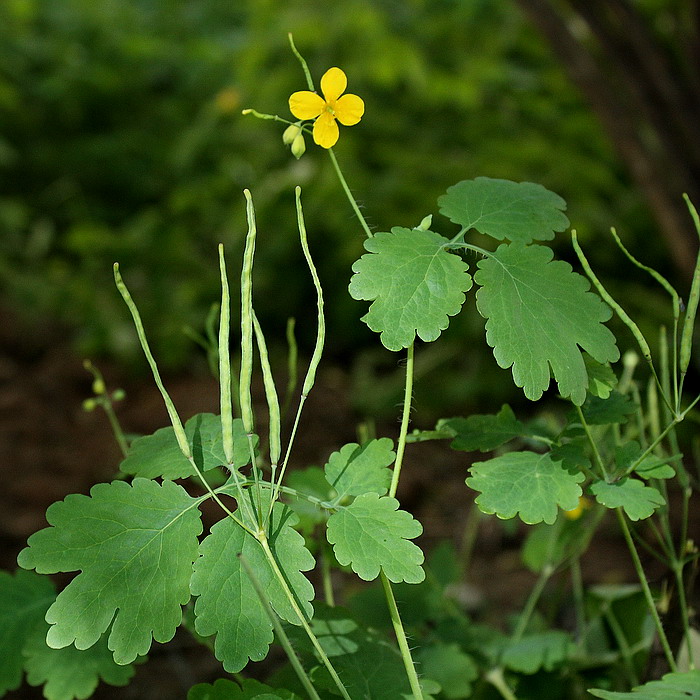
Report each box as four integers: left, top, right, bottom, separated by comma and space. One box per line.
218, 244, 235, 466
252, 311, 281, 467
296, 186, 325, 397
239, 190, 257, 435
679, 196, 700, 377
114, 263, 190, 459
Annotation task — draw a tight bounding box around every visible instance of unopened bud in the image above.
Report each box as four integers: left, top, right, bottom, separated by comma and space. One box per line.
291, 132, 306, 159
82, 398, 97, 412
282, 122, 302, 145
92, 378, 106, 395
417, 215, 433, 231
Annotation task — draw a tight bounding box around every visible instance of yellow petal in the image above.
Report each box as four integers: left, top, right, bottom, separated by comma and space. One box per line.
334, 93, 364, 126
313, 112, 339, 148
289, 91, 325, 120
320, 67, 347, 102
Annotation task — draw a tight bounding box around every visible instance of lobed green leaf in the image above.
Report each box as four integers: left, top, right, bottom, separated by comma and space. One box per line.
120, 412, 254, 479
190, 497, 315, 673
188, 678, 301, 699
326, 493, 424, 583
438, 177, 569, 243
588, 669, 700, 699
590, 478, 665, 521
24, 625, 135, 700
467, 451, 584, 525
474, 242, 619, 405
17, 478, 202, 664
0, 570, 55, 694
501, 631, 575, 673
323, 438, 394, 498
349, 227, 472, 350
439, 404, 528, 452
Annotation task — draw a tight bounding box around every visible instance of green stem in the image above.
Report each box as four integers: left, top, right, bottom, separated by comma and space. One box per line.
615, 508, 677, 671
390, 343, 415, 499
672, 560, 695, 670
603, 603, 639, 686
485, 667, 518, 700
288, 33, 315, 91
327, 148, 373, 239
380, 571, 424, 700
513, 564, 555, 642
238, 552, 322, 700
83, 360, 129, 458
321, 544, 335, 607
259, 536, 352, 700
575, 405, 609, 480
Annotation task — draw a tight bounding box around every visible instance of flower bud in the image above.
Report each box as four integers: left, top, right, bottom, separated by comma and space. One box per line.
291, 132, 306, 159
92, 378, 106, 395
282, 122, 302, 145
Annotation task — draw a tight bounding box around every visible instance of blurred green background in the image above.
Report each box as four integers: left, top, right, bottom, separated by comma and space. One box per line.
1, 0, 695, 417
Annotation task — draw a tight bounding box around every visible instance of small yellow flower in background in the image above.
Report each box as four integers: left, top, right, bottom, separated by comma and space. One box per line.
563, 496, 593, 520
289, 67, 364, 149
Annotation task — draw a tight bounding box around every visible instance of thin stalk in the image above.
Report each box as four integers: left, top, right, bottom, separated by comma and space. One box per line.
615, 508, 677, 671
572, 232, 673, 414
570, 557, 586, 645
672, 560, 695, 670
327, 148, 373, 239
320, 545, 335, 607
512, 564, 555, 642
575, 405, 609, 480
458, 503, 483, 577
380, 571, 424, 700
288, 33, 315, 91
258, 536, 352, 700
83, 360, 129, 457
603, 603, 639, 686
485, 667, 518, 700
389, 343, 415, 499
238, 552, 322, 700
271, 188, 325, 505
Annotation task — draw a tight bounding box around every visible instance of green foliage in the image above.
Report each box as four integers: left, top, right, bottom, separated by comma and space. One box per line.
326, 493, 424, 583
0, 570, 56, 694
190, 496, 315, 673
23, 628, 135, 700
120, 413, 253, 479
323, 438, 394, 498
474, 241, 620, 404
188, 678, 302, 699
17, 478, 202, 664
289, 605, 441, 699
467, 452, 584, 525
588, 670, 700, 699
415, 643, 479, 699
590, 479, 665, 521
500, 631, 575, 673
0, 571, 135, 700
438, 177, 569, 244
438, 404, 530, 452
348, 227, 472, 351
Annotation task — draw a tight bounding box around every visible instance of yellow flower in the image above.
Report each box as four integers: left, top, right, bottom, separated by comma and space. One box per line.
563, 496, 592, 520
289, 67, 364, 149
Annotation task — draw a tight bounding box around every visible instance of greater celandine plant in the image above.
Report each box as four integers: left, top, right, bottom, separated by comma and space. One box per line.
3, 35, 699, 700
